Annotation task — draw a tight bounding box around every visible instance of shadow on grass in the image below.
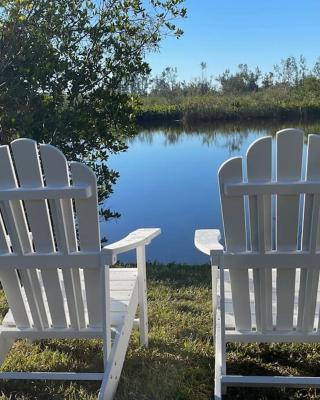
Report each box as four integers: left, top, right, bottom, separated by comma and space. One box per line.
224, 343, 320, 399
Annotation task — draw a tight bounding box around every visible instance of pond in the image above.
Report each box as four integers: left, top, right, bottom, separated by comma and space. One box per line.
103, 121, 320, 264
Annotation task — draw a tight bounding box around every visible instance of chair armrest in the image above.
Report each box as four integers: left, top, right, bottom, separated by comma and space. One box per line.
102, 228, 161, 256
195, 230, 223, 331
194, 229, 224, 255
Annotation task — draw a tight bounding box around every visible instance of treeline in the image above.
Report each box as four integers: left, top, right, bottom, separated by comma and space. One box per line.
134, 56, 320, 124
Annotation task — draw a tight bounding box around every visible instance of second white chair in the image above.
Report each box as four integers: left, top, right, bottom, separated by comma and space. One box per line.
195, 128, 320, 398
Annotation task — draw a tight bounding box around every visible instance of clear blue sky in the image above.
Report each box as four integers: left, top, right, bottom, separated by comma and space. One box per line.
146, 0, 320, 81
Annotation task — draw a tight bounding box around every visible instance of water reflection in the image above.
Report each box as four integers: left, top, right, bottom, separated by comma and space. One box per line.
138, 119, 320, 137
135, 128, 251, 153
134, 120, 320, 153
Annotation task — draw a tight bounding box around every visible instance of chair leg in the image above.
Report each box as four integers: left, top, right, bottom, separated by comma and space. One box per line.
99, 285, 139, 400
99, 329, 129, 400
0, 335, 14, 366
211, 265, 218, 336
137, 246, 148, 347
215, 317, 224, 399
214, 268, 227, 398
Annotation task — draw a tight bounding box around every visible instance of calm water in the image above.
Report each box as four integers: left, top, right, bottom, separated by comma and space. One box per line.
102, 122, 320, 264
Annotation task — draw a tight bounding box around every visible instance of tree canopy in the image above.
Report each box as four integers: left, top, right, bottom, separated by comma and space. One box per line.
0, 0, 186, 218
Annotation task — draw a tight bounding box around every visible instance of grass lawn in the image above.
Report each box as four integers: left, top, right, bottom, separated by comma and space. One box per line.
0, 264, 320, 399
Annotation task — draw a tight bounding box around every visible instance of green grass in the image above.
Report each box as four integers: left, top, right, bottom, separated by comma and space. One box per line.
0, 264, 320, 399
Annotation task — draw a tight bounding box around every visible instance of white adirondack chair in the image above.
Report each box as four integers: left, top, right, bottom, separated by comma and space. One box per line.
0, 138, 160, 399
195, 128, 320, 398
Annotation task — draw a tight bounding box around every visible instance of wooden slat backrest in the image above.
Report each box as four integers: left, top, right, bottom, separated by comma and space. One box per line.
220, 129, 320, 333
219, 157, 251, 331
275, 129, 303, 330
0, 205, 30, 328
0, 139, 102, 331
11, 139, 67, 329
0, 144, 45, 329
247, 136, 273, 332
298, 135, 320, 332
40, 144, 86, 330
71, 162, 101, 328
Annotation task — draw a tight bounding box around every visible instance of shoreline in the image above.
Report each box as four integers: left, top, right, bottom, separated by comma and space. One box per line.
137, 106, 320, 125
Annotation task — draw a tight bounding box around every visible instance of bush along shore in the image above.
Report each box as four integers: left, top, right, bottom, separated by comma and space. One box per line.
137, 88, 320, 125
134, 57, 320, 124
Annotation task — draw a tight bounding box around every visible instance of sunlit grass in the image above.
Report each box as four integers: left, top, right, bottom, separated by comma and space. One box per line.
0, 264, 320, 399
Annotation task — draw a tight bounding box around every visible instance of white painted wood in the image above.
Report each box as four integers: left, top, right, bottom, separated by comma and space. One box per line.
99, 280, 139, 400
222, 375, 320, 388
214, 296, 223, 400
276, 129, 303, 330
218, 252, 320, 268
0, 372, 104, 380
0, 145, 33, 253
0, 270, 30, 328
194, 229, 223, 256
247, 136, 273, 332
102, 263, 112, 364
211, 264, 218, 334
302, 135, 320, 251
298, 135, 320, 332
219, 157, 246, 252
3, 268, 138, 329
0, 253, 103, 268
104, 228, 161, 255
137, 246, 148, 346
11, 139, 66, 328
0, 144, 45, 330
225, 180, 320, 196
0, 138, 160, 399
219, 157, 251, 330
71, 161, 101, 329
195, 129, 320, 396
218, 266, 226, 389
0, 326, 105, 339
276, 129, 304, 242
246, 137, 272, 252
0, 209, 30, 328
300, 268, 318, 333
225, 330, 320, 343
40, 144, 85, 330
0, 212, 10, 252
0, 185, 91, 200
218, 267, 320, 331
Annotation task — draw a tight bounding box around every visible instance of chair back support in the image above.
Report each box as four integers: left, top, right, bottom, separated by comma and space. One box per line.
0, 139, 102, 330
219, 129, 320, 333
